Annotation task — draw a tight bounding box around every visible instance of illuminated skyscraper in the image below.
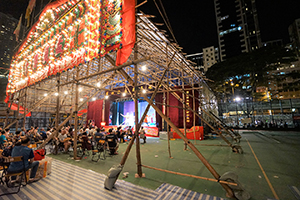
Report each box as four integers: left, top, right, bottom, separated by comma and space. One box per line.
214, 0, 262, 61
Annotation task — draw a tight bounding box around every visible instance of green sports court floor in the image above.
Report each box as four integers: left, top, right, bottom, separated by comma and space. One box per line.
47, 130, 300, 200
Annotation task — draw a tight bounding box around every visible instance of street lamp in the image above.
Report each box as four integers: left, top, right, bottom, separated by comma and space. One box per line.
234, 96, 241, 127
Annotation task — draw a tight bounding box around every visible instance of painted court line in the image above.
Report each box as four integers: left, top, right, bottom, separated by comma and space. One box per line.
246, 138, 279, 200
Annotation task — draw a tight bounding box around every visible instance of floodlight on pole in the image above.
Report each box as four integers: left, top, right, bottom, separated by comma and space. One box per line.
235, 97, 241, 102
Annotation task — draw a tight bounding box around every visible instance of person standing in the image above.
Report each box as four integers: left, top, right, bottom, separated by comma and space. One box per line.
139, 127, 147, 144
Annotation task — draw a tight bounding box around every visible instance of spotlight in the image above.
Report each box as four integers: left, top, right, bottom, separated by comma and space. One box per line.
96, 82, 101, 87
44, 93, 48, 97
92, 97, 96, 101
122, 92, 126, 97
141, 65, 147, 71
80, 98, 83, 101
142, 89, 146, 94
78, 88, 82, 92
105, 95, 109, 99
54, 93, 59, 96
64, 91, 68, 94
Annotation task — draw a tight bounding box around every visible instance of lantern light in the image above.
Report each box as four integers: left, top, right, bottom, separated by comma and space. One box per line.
141, 65, 147, 71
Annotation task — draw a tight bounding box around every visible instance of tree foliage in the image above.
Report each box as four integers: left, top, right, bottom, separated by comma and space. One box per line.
205, 46, 297, 101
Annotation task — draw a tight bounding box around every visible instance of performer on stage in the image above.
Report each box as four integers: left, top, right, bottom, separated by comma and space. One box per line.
120, 112, 135, 126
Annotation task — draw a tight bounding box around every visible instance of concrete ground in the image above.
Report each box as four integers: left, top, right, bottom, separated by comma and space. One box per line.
48, 130, 300, 200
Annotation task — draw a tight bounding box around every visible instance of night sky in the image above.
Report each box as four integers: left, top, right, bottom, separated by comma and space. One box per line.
1, 0, 300, 55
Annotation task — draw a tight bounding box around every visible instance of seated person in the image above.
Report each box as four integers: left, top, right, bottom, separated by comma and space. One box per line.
139, 127, 147, 144
57, 130, 71, 152
7, 137, 40, 183
105, 129, 119, 155
126, 126, 133, 140
39, 128, 47, 140
0, 130, 7, 149
80, 132, 92, 153
116, 127, 124, 143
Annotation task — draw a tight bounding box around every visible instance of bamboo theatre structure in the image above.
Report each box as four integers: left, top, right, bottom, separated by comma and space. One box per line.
4, 0, 246, 198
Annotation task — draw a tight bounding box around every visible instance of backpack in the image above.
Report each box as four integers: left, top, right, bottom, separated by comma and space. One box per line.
2, 145, 13, 157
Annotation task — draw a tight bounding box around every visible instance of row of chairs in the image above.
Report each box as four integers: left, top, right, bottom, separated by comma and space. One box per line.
91, 136, 118, 162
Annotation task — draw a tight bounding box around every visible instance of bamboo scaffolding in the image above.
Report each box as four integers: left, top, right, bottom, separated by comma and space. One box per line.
142, 165, 238, 186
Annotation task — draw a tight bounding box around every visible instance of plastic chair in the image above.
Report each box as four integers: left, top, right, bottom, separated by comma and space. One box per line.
92, 140, 107, 162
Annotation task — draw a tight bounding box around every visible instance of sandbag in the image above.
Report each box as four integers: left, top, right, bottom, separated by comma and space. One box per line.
220, 171, 250, 200
104, 164, 123, 190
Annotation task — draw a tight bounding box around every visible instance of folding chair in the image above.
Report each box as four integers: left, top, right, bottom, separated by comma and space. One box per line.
0, 156, 27, 196
91, 140, 107, 162
106, 136, 118, 155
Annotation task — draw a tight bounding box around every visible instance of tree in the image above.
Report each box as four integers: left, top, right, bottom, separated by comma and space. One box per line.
205, 46, 297, 101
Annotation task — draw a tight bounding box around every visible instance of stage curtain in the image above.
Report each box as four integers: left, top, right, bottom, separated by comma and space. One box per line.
105, 99, 110, 126
87, 99, 103, 128
118, 102, 124, 125
111, 102, 118, 125
169, 92, 180, 127
155, 94, 163, 131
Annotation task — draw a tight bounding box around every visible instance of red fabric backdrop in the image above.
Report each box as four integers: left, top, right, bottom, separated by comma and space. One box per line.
116, 0, 135, 66
87, 99, 103, 128
87, 99, 110, 128
168, 87, 199, 129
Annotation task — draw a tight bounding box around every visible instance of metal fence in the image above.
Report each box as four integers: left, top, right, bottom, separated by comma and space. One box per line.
217, 98, 300, 128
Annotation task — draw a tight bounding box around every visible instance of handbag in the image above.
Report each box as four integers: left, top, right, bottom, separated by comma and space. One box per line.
34, 148, 46, 161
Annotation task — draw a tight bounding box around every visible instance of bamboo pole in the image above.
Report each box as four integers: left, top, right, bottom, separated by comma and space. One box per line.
139, 93, 234, 198
23, 88, 27, 130
115, 58, 234, 197
4, 90, 57, 130
38, 89, 100, 149
15, 96, 20, 131
142, 165, 238, 186
118, 54, 174, 167
192, 83, 196, 144
73, 67, 79, 159
134, 37, 143, 177
57, 57, 150, 88
4, 95, 13, 129
55, 75, 60, 130
182, 67, 187, 151
167, 68, 171, 158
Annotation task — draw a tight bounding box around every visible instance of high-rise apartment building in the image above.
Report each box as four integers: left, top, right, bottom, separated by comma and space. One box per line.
202, 46, 219, 72
0, 12, 18, 75
214, 0, 262, 61
288, 18, 300, 56
186, 46, 219, 73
